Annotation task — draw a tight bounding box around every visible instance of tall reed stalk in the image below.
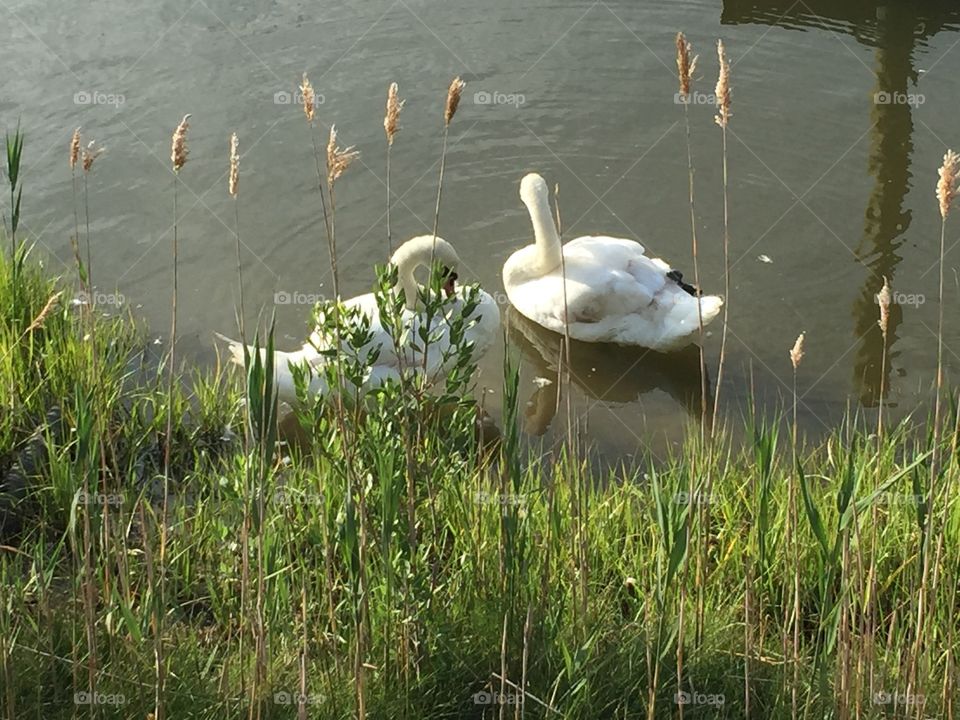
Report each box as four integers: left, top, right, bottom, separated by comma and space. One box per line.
384, 82, 403, 257
712, 40, 732, 428
432, 76, 464, 240
788, 332, 805, 720
157, 112, 190, 720
674, 34, 700, 712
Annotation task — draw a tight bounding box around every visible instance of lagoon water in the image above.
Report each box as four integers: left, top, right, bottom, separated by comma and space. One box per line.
4, 0, 960, 460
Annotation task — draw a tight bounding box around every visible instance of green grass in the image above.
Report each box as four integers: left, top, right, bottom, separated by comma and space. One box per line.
1, 246, 957, 720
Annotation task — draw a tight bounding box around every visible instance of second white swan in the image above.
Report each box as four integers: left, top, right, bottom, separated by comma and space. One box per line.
502, 173, 722, 351
222, 235, 500, 405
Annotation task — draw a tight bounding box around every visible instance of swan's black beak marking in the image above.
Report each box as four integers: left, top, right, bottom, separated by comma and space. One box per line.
667, 269, 702, 297
441, 266, 458, 298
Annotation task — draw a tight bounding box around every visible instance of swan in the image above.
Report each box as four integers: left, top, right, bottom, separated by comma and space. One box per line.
502, 173, 722, 351
221, 235, 500, 405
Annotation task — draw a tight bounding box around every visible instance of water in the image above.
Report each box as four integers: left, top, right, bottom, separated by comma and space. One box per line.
5, 0, 960, 461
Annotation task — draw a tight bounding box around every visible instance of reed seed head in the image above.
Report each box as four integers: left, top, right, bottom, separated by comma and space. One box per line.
26, 291, 62, 333
936, 149, 959, 220
790, 332, 805, 371
300, 73, 315, 124
676, 32, 697, 98
384, 82, 404, 146
877, 276, 891, 338
171, 114, 191, 172
714, 39, 731, 128
326, 125, 359, 186
444, 76, 465, 126
82, 140, 104, 173
69, 127, 81, 170
228, 132, 239, 197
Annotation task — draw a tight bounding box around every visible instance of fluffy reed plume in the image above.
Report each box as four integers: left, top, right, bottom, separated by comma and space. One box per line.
714, 40, 731, 128
936, 149, 959, 219
444, 76, 465, 126
69, 127, 81, 170
789, 332, 805, 370
877, 277, 891, 338
81, 140, 103, 173
300, 73, 316, 124
25, 291, 62, 333
228, 132, 239, 198
384, 82, 403, 145
228, 132, 245, 348
171, 114, 190, 172
326, 125, 359, 186
675, 32, 697, 98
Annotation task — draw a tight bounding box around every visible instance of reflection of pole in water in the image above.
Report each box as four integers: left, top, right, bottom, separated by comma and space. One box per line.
853, 6, 916, 407
722, 0, 960, 408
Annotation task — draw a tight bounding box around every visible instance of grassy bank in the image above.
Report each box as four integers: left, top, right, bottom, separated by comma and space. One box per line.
1, 245, 958, 720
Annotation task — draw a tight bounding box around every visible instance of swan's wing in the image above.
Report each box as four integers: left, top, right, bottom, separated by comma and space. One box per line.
538, 236, 669, 325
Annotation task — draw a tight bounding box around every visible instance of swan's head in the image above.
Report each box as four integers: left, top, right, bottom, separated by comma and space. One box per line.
391, 235, 463, 307
519, 173, 549, 208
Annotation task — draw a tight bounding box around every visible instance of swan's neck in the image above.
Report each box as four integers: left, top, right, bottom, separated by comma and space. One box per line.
392, 236, 436, 310
524, 188, 563, 273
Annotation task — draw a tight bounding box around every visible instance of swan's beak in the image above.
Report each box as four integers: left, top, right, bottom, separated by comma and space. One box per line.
441, 267, 458, 298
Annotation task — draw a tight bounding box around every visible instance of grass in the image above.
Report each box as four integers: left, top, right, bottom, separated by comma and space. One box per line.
0, 244, 958, 719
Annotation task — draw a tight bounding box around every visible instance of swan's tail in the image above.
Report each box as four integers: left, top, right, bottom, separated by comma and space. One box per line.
215, 333, 318, 405
698, 295, 723, 325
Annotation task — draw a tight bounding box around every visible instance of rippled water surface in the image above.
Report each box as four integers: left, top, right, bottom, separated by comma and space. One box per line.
5, 0, 960, 460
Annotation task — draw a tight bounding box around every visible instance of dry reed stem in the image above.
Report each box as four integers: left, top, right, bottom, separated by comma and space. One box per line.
715, 40, 731, 128
300, 73, 316, 124
229, 132, 239, 198
69, 128, 81, 170
444, 76, 465, 126
676, 32, 697, 98
171, 114, 190, 172
384, 82, 403, 146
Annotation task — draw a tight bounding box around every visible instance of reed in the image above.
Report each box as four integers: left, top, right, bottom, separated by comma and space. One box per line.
432, 76, 464, 240
384, 82, 403, 257
788, 331, 804, 720
712, 39, 732, 428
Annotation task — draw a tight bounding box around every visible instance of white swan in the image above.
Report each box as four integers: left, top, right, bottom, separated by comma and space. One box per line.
221, 235, 500, 405
502, 173, 723, 351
